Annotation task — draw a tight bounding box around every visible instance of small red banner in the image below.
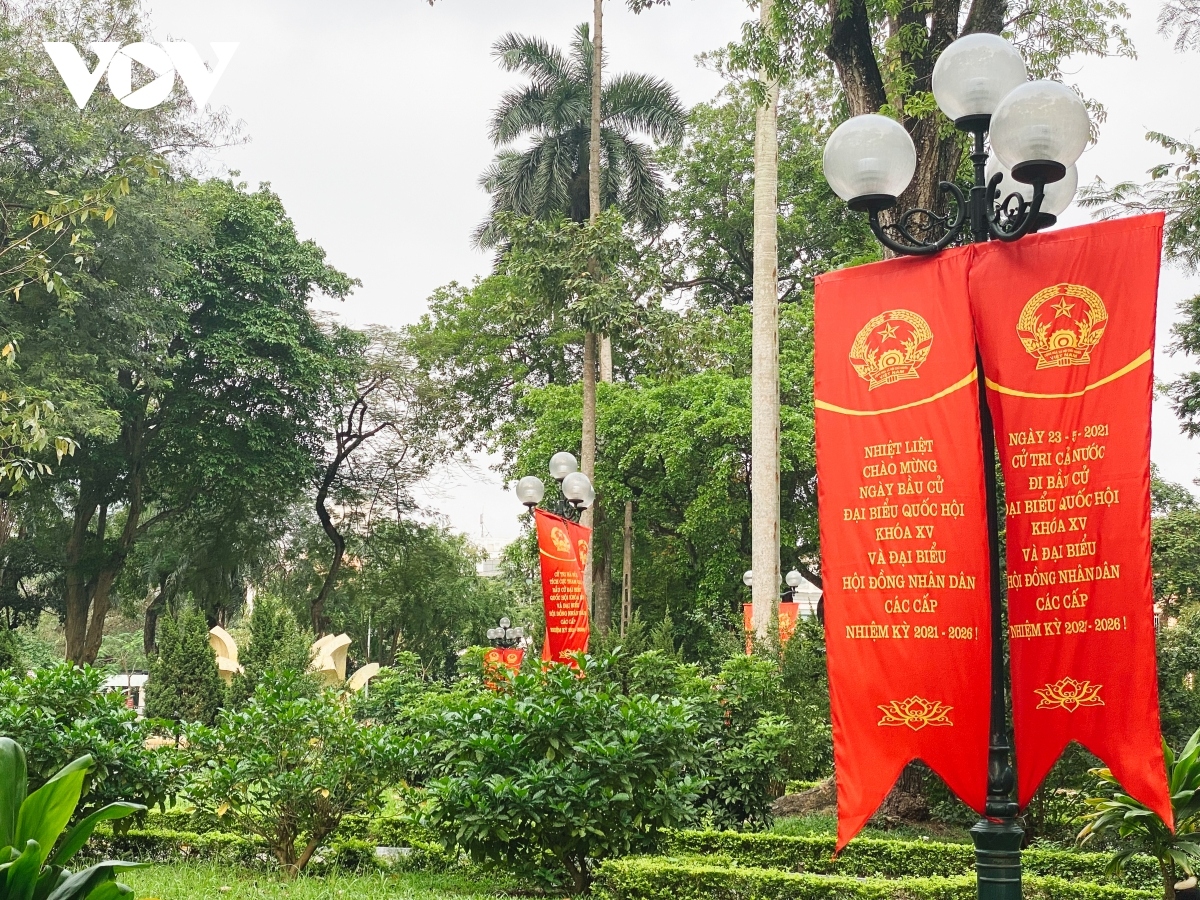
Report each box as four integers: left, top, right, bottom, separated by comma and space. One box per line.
484, 647, 525, 684
968, 215, 1171, 824
742, 603, 800, 652
814, 247, 992, 849
535, 508, 591, 666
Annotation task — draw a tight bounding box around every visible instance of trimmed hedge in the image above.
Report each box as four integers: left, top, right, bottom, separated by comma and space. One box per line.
88, 823, 458, 873
666, 830, 1160, 892
85, 827, 266, 866
594, 857, 1159, 900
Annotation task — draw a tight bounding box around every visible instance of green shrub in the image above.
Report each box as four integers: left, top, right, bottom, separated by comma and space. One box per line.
664, 830, 1161, 891
185, 669, 404, 876
144, 604, 225, 729
0, 627, 24, 672
412, 653, 704, 892
1080, 726, 1200, 898
352, 652, 432, 724
0, 664, 178, 818
227, 596, 313, 706
593, 856, 1159, 900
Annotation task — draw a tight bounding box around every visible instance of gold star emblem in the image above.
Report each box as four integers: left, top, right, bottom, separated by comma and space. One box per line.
877, 322, 899, 341
1052, 298, 1074, 318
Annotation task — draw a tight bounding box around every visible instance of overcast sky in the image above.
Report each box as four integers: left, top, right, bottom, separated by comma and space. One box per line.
138, 0, 1200, 546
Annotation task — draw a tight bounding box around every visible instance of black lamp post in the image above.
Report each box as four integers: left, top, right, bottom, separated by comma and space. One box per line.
487, 617, 525, 649
821, 32, 1092, 900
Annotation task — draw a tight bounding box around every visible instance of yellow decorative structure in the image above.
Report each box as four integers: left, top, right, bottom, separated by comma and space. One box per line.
208, 626, 243, 684
309, 633, 352, 686
347, 662, 380, 693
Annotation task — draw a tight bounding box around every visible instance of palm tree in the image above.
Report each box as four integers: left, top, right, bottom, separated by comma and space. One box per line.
474, 23, 685, 248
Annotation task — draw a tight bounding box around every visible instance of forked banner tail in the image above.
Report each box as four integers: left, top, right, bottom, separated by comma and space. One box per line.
814, 248, 991, 849
968, 214, 1172, 824
534, 509, 591, 665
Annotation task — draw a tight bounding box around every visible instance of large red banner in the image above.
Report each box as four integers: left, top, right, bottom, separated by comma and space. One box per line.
534, 509, 591, 665
968, 215, 1171, 824
815, 248, 992, 849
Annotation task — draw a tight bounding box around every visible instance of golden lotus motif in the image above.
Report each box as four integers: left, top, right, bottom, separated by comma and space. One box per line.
877, 696, 954, 731
1035, 677, 1105, 712
1017, 283, 1107, 370
849, 309, 934, 390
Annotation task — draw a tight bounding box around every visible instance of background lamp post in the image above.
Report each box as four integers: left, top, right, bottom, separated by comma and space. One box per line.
820, 32, 1089, 900
784, 569, 823, 621
487, 617, 525, 649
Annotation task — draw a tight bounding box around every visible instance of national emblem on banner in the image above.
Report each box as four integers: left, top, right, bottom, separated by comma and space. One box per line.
848, 309, 934, 389
1016, 283, 1108, 369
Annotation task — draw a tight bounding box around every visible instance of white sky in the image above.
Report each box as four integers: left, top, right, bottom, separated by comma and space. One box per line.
139, 0, 1200, 544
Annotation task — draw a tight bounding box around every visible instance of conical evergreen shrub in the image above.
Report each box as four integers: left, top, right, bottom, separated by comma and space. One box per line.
145, 603, 224, 727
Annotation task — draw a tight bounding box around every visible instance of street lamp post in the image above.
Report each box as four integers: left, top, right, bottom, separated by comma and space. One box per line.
784, 569, 823, 621
516, 452, 595, 523
487, 617, 525, 649
821, 33, 1092, 900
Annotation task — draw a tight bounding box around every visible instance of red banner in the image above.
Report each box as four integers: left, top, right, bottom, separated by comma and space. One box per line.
484, 647, 525, 687
535, 509, 591, 666
743, 603, 800, 653
968, 215, 1171, 824
815, 248, 992, 849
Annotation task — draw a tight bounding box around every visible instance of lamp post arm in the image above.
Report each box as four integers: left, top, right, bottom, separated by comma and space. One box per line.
866, 181, 968, 256
987, 176, 1046, 243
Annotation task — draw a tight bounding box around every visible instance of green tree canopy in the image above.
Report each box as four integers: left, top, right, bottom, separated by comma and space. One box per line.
659, 85, 876, 309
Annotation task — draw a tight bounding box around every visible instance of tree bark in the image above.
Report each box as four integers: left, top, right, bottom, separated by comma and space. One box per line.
64, 407, 151, 664
620, 499, 633, 636
594, 500, 612, 634
581, 331, 598, 594
581, 0, 604, 609
590, 0, 603, 225
750, 0, 781, 641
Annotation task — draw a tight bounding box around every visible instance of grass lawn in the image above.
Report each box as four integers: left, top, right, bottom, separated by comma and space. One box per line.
125, 864, 526, 900
771, 812, 975, 844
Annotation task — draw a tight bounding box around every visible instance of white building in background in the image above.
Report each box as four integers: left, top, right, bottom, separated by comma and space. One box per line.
101, 671, 148, 717
476, 538, 507, 578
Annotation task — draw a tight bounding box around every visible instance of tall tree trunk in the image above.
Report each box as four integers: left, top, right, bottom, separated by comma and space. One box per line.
312, 491, 343, 637
750, 0, 781, 641
581, 0, 605, 608
581, 332, 598, 593
62, 496, 96, 664
620, 499, 633, 636
590, 0, 603, 224
594, 501, 612, 634
144, 578, 167, 656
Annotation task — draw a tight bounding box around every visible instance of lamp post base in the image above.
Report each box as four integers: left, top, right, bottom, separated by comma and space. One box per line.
971, 817, 1023, 900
